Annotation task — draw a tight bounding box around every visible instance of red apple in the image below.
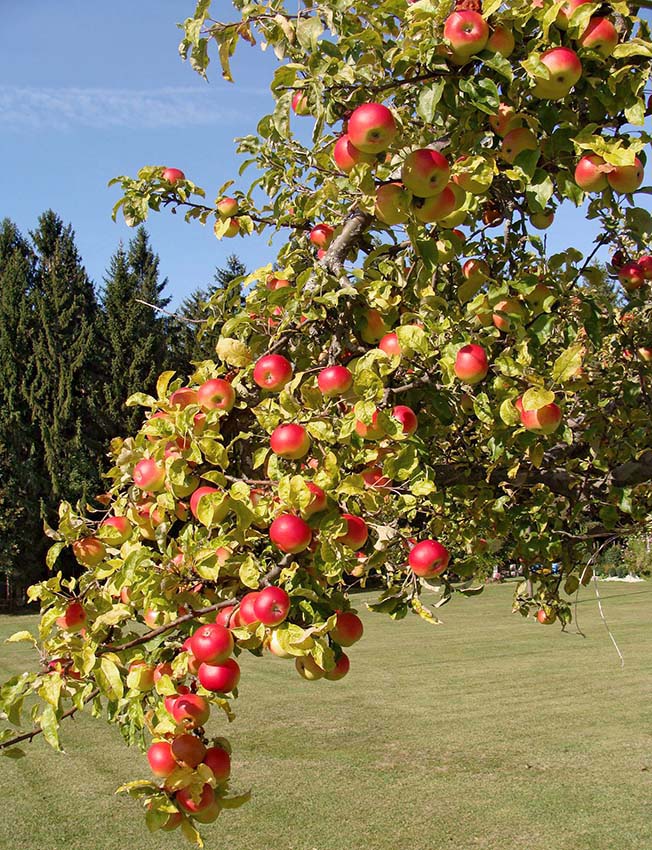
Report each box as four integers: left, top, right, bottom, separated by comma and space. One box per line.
217, 197, 239, 218
99, 516, 132, 545
412, 186, 457, 223
198, 658, 241, 693
304, 481, 327, 517
360, 308, 389, 343
638, 255, 652, 280
408, 539, 451, 577
537, 608, 557, 625
501, 128, 538, 164
556, 0, 590, 28
147, 741, 178, 777
331, 611, 364, 646
270, 423, 311, 459
444, 10, 489, 59
172, 693, 210, 727
197, 378, 236, 411
463, 258, 490, 285
317, 365, 353, 396
324, 653, 350, 680
401, 148, 450, 197
355, 409, 385, 441
362, 466, 392, 491
487, 25, 514, 57
270, 513, 313, 553
607, 157, 644, 194
618, 262, 645, 292
56, 601, 87, 632
164, 684, 189, 716
531, 47, 582, 99
189, 623, 234, 664
203, 746, 231, 783
392, 404, 418, 435
72, 537, 106, 567
216, 605, 236, 627
153, 662, 174, 684
253, 354, 293, 391
176, 784, 215, 814
190, 486, 227, 522
133, 458, 166, 492
291, 90, 310, 115
575, 154, 608, 191
169, 387, 198, 408
519, 398, 562, 434
163, 167, 185, 184
578, 16, 618, 57
333, 134, 376, 172
347, 102, 397, 154
235, 592, 261, 626
171, 733, 207, 768
489, 103, 522, 137
310, 223, 335, 248
454, 344, 489, 384
336, 514, 368, 550
379, 332, 401, 357
492, 298, 525, 331
253, 586, 291, 626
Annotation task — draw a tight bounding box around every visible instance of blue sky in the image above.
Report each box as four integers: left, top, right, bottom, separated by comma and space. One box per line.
1, 2, 646, 306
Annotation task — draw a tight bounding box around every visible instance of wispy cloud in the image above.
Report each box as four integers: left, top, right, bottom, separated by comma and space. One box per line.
0, 85, 269, 131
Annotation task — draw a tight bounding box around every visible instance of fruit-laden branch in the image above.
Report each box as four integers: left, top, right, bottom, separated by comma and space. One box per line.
319, 207, 374, 281
0, 688, 100, 752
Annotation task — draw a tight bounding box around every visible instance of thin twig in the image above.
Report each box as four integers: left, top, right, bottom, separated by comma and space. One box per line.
0, 688, 100, 751
134, 299, 204, 324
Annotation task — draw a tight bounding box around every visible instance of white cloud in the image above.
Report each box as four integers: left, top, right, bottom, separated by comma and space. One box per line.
0, 85, 269, 130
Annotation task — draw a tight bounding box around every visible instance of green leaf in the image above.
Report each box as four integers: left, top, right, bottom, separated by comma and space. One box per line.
417, 80, 445, 122
46, 541, 67, 571
552, 344, 584, 383
96, 656, 124, 702
215, 337, 251, 366
5, 631, 36, 645
522, 388, 555, 411
239, 556, 261, 589
39, 704, 62, 751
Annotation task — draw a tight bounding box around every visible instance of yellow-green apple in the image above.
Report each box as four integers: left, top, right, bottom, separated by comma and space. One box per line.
408, 539, 451, 576
336, 514, 368, 549
269, 513, 312, 553
487, 25, 515, 57
56, 601, 87, 632
489, 103, 523, 136
268, 630, 293, 658
270, 423, 311, 459
198, 658, 240, 693
463, 258, 490, 284
526, 284, 555, 312
127, 660, 155, 691
203, 746, 231, 783
355, 410, 385, 440
291, 90, 310, 115
295, 655, 325, 680
607, 157, 644, 194
317, 364, 353, 396
147, 741, 178, 777
374, 182, 410, 225
324, 653, 350, 680
412, 186, 457, 222
171, 733, 207, 768
360, 307, 389, 343
189, 623, 234, 664
516, 397, 562, 434
217, 197, 239, 219
452, 156, 490, 195
530, 210, 554, 229
454, 344, 489, 384
443, 10, 489, 59
392, 404, 418, 435
331, 611, 364, 645
197, 378, 236, 411
222, 217, 240, 238
172, 693, 210, 727
556, 0, 589, 28
99, 515, 132, 545
133, 458, 166, 492
379, 332, 401, 357
309, 223, 335, 247
575, 154, 608, 191
163, 167, 185, 184
578, 17, 618, 57
492, 298, 525, 331
72, 536, 106, 567
401, 148, 450, 197
501, 128, 539, 164
347, 102, 397, 153
176, 784, 215, 814
253, 354, 293, 391
253, 586, 291, 626
333, 134, 376, 172
618, 262, 645, 291
531, 47, 582, 99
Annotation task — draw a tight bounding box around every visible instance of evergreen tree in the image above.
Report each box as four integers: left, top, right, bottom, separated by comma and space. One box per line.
102, 227, 172, 434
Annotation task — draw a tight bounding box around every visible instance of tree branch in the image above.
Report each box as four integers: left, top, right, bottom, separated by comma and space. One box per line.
0, 688, 100, 752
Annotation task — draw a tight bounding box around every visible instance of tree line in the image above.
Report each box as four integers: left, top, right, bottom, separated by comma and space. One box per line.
0, 211, 244, 584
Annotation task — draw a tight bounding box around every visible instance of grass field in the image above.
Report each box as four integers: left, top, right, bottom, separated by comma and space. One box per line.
1, 582, 652, 850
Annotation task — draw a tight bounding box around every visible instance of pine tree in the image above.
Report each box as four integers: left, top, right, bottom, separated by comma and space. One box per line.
102, 230, 172, 434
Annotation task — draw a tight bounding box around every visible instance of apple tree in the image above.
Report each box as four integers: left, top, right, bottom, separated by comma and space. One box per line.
2, 0, 652, 844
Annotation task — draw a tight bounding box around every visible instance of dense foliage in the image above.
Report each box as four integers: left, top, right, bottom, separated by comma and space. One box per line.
1, 0, 651, 846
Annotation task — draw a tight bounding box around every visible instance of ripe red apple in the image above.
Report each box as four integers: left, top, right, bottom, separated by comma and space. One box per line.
487, 25, 514, 57
190, 486, 227, 522
217, 197, 239, 218
324, 653, 350, 681
331, 611, 364, 646
618, 262, 645, 292
637, 255, 652, 280
578, 17, 618, 57
607, 157, 644, 194
317, 364, 353, 396
72, 536, 106, 567
172, 693, 210, 727
176, 783, 215, 814
444, 10, 489, 59
556, 0, 590, 28
374, 183, 410, 225
408, 539, 451, 577
253, 586, 291, 626
153, 662, 174, 684
100, 516, 132, 545
355, 409, 385, 441
291, 90, 310, 115
270, 513, 313, 553
401, 148, 450, 197
163, 167, 185, 184
336, 514, 368, 550
163, 684, 189, 716
160, 811, 183, 832
518, 398, 562, 434
489, 103, 522, 137
575, 154, 609, 191
362, 466, 392, 491
309, 223, 335, 248
412, 186, 457, 223
253, 354, 293, 391
169, 387, 198, 408
133, 458, 166, 492
203, 746, 231, 783
189, 623, 234, 664
392, 404, 418, 435
333, 134, 376, 172
171, 733, 207, 768
197, 378, 236, 411
304, 481, 327, 517
463, 258, 490, 285
501, 128, 538, 164
198, 658, 241, 692
56, 601, 87, 632
347, 102, 397, 154
537, 608, 557, 625
216, 605, 236, 627
147, 741, 178, 777
379, 332, 401, 357
492, 298, 525, 331
270, 423, 311, 459
454, 344, 489, 384
531, 47, 582, 99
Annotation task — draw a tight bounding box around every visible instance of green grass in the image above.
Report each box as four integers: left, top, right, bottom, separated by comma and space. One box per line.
2, 582, 652, 850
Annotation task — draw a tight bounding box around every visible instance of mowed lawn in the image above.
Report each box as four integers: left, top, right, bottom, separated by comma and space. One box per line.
1, 582, 652, 850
